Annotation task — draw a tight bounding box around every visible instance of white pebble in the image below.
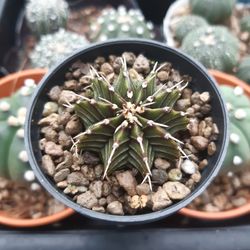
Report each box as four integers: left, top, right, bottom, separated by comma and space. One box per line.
24, 170, 35, 182
181, 159, 197, 175
230, 133, 240, 144
233, 155, 243, 165
0, 101, 10, 112
19, 150, 29, 162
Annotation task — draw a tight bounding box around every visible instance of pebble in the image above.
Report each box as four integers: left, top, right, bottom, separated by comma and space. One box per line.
152, 169, 168, 185
116, 171, 137, 196
41, 127, 58, 143
77, 191, 98, 209
191, 172, 201, 183
102, 181, 112, 197
43, 102, 58, 117
58, 90, 78, 105
203, 203, 220, 212
89, 180, 103, 198
151, 187, 172, 211
181, 159, 197, 175
54, 169, 70, 183
200, 92, 210, 103
56, 180, 68, 188
191, 136, 209, 151
44, 141, 64, 157
163, 182, 191, 200
175, 99, 191, 111
81, 166, 95, 181
122, 52, 136, 65
128, 195, 148, 209
187, 118, 199, 136
49, 86, 61, 101
67, 172, 89, 186
100, 63, 114, 75
133, 54, 150, 73
92, 206, 105, 213
41, 155, 55, 176
157, 71, 169, 82
232, 197, 247, 207
106, 194, 117, 204
77, 186, 88, 193
94, 164, 104, 178
199, 159, 208, 170
207, 141, 216, 156
99, 198, 107, 206
64, 185, 78, 195
56, 151, 73, 171
241, 172, 250, 186
168, 168, 182, 181
58, 131, 72, 148
82, 152, 100, 165
65, 116, 83, 136
107, 201, 124, 215
154, 158, 171, 170
136, 183, 151, 195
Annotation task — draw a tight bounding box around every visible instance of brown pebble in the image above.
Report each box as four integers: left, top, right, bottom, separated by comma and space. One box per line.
67, 172, 89, 186
136, 183, 151, 195
151, 187, 172, 211
157, 71, 169, 81
49, 86, 61, 101
65, 116, 83, 136
54, 169, 70, 183
116, 171, 137, 196
45, 141, 64, 157
191, 136, 209, 151
163, 182, 191, 200
154, 158, 171, 170
133, 54, 150, 74
89, 180, 103, 198
107, 201, 124, 215
207, 141, 216, 156
92, 206, 105, 213
152, 169, 168, 185
41, 155, 55, 176
77, 191, 98, 209
100, 63, 114, 75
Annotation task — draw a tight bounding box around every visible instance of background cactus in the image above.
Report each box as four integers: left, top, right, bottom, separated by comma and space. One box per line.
219, 85, 250, 173
25, 0, 69, 36
0, 79, 37, 184
240, 15, 250, 33
190, 0, 235, 24
174, 15, 208, 42
181, 26, 239, 72
71, 60, 189, 187
30, 29, 89, 69
236, 57, 250, 84
89, 6, 155, 42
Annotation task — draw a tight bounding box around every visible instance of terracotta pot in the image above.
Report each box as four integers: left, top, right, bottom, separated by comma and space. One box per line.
180, 70, 250, 220
0, 69, 74, 227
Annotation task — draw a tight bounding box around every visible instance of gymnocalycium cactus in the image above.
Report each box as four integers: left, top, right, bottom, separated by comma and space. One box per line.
181, 26, 239, 72
174, 15, 208, 42
190, 0, 235, 24
89, 6, 155, 42
0, 79, 37, 185
30, 29, 89, 69
25, 0, 69, 36
236, 57, 250, 84
240, 15, 250, 33
219, 85, 250, 173
68, 59, 189, 188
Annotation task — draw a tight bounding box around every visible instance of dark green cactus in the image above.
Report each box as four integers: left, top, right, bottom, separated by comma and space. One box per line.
219, 85, 250, 173
181, 26, 239, 72
190, 0, 235, 23
174, 15, 208, 42
25, 0, 69, 36
89, 6, 155, 42
71, 59, 189, 187
240, 15, 250, 33
236, 56, 250, 84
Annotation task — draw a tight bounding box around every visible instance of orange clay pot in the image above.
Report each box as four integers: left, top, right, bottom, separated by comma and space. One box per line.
0, 69, 74, 227
180, 70, 250, 220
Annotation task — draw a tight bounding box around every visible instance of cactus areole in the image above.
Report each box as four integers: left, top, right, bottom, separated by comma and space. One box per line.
26, 40, 228, 223
71, 60, 189, 189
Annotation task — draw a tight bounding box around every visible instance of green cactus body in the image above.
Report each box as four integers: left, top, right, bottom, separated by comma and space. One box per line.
30, 29, 89, 69
240, 15, 250, 33
174, 15, 208, 42
0, 98, 11, 121
72, 59, 189, 187
236, 57, 250, 84
219, 85, 250, 173
89, 6, 155, 42
25, 0, 69, 36
181, 26, 239, 72
190, 0, 235, 23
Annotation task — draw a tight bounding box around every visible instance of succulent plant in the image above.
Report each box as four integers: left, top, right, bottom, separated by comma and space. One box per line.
190, 0, 235, 24
0, 79, 37, 184
181, 26, 239, 72
240, 15, 250, 33
25, 0, 69, 36
174, 15, 208, 42
236, 57, 250, 84
30, 29, 89, 69
219, 85, 250, 173
69, 59, 189, 188
89, 6, 155, 42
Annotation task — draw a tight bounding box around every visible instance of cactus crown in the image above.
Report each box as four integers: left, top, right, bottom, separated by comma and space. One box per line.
70, 58, 189, 188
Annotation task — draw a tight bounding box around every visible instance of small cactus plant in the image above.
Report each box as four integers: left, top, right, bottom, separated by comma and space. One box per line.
174, 15, 208, 42
181, 26, 239, 72
30, 29, 89, 69
0, 79, 37, 184
219, 85, 250, 173
25, 0, 69, 36
240, 15, 250, 33
89, 6, 155, 42
190, 0, 235, 24
236, 57, 250, 84
69, 59, 189, 187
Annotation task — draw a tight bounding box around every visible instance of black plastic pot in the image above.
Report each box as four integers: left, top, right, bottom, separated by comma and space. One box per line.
25, 39, 229, 224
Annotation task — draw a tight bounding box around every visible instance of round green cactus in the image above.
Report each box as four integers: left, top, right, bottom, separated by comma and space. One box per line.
89, 6, 155, 42
219, 85, 250, 173
240, 15, 250, 33
181, 26, 239, 72
0, 98, 11, 121
236, 57, 250, 84
174, 15, 208, 42
25, 0, 69, 36
30, 29, 89, 69
0, 78, 37, 183
190, 0, 235, 24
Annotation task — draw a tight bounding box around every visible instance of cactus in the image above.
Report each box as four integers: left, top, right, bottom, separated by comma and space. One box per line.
219, 85, 250, 173
89, 6, 155, 42
181, 26, 239, 72
25, 0, 69, 36
236, 57, 250, 84
240, 15, 250, 33
0, 98, 11, 121
70, 59, 189, 188
174, 15, 208, 42
190, 0, 235, 24
0, 78, 37, 183
30, 29, 89, 69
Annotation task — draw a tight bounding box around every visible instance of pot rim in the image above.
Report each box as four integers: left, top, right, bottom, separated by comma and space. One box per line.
0, 68, 74, 227
180, 70, 250, 220
25, 39, 229, 224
